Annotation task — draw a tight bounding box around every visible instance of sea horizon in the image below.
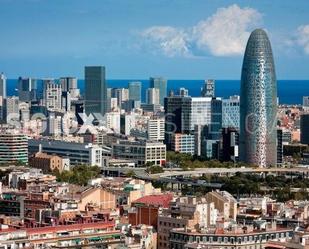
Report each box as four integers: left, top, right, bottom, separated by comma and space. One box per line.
6, 79, 309, 105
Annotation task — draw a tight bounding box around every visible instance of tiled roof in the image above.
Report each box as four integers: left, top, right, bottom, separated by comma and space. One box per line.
132, 194, 173, 208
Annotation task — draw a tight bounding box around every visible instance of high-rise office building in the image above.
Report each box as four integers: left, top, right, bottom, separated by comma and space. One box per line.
194, 124, 209, 157
18, 77, 37, 102
146, 88, 160, 105
61, 91, 71, 112
112, 88, 129, 107
201, 79, 215, 97
0, 73, 7, 99
85, 66, 107, 116
0, 73, 6, 121
45, 83, 62, 111
300, 114, 309, 145
150, 77, 167, 106
165, 95, 215, 149
60, 77, 77, 91
277, 129, 283, 165
60, 77, 79, 99
46, 112, 62, 137
37, 78, 54, 105
5, 96, 19, 124
106, 88, 112, 112
209, 98, 222, 140
220, 127, 239, 163
239, 29, 277, 167
164, 95, 191, 149
190, 97, 212, 131
122, 99, 140, 112
222, 95, 240, 129
303, 96, 309, 112
128, 81, 142, 102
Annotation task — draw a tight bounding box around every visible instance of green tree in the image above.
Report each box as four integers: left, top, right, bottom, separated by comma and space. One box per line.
55, 165, 101, 186
146, 165, 164, 174
126, 170, 136, 178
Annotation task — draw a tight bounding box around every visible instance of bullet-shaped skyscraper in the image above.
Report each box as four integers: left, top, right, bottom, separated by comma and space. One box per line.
239, 29, 277, 167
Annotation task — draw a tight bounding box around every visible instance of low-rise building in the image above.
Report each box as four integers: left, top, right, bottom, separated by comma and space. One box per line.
171, 133, 195, 155
28, 139, 103, 166
112, 140, 166, 166
0, 219, 124, 249
170, 225, 293, 249
29, 152, 70, 173
128, 194, 173, 229
205, 190, 237, 221
76, 186, 117, 211
124, 225, 157, 249
158, 196, 217, 249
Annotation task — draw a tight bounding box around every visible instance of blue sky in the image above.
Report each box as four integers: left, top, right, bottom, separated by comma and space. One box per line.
1, 0, 309, 79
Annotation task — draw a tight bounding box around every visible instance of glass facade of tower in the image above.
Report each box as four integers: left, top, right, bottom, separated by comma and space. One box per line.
128, 81, 142, 102
85, 66, 107, 116
150, 77, 167, 106
239, 29, 277, 167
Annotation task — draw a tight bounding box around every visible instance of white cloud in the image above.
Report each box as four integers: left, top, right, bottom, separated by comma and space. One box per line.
192, 4, 261, 56
297, 25, 309, 54
141, 26, 190, 57
140, 4, 262, 57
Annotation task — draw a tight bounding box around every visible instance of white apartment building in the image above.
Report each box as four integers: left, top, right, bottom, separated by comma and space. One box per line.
103, 112, 120, 133
147, 118, 164, 141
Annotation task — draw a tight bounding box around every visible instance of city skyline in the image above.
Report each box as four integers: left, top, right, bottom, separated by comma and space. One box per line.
0, 0, 309, 79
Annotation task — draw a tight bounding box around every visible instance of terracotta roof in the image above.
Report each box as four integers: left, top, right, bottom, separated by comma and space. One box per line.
132, 194, 173, 208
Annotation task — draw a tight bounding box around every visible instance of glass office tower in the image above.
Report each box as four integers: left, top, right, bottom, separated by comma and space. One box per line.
150, 77, 167, 106
128, 81, 142, 102
239, 29, 277, 167
84, 66, 107, 116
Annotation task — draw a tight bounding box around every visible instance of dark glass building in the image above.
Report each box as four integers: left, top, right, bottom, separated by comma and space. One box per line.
300, 114, 309, 145
277, 129, 283, 165
209, 98, 222, 140
84, 66, 107, 117
18, 77, 37, 102
220, 127, 239, 163
239, 29, 277, 167
164, 95, 191, 149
